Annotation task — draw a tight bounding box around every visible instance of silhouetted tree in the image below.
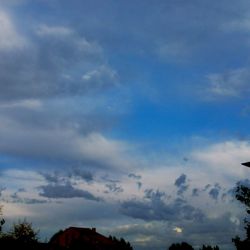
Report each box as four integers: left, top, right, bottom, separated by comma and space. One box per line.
108, 235, 133, 250
0, 218, 41, 250
169, 242, 194, 250
0, 205, 4, 234
200, 245, 220, 250
116, 237, 133, 250
9, 219, 39, 243
232, 184, 250, 250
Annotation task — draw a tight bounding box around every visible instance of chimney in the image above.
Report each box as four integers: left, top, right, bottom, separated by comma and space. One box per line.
92, 228, 96, 232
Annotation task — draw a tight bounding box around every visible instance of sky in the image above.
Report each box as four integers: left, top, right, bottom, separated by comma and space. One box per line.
1, 0, 250, 249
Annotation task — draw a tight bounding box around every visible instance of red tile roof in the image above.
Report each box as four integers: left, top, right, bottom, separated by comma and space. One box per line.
49, 227, 115, 249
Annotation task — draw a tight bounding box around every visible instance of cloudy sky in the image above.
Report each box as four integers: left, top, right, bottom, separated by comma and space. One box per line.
1, 0, 250, 249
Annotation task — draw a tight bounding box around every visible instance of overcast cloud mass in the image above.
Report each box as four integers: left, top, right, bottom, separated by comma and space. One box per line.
1, 1, 250, 250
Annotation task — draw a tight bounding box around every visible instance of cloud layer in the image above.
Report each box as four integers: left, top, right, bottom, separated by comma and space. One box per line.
1, 1, 250, 250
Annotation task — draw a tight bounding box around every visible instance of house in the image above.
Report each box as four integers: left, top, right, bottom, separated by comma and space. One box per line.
49, 227, 132, 250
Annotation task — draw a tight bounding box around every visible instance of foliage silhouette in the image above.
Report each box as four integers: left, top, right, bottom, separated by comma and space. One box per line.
110, 236, 133, 250
199, 245, 220, 250
0, 217, 41, 250
232, 184, 250, 250
0, 205, 4, 233
9, 219, 39, 243
168, 242, 194, 250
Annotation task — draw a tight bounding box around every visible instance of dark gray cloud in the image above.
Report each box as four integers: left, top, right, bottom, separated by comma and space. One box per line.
20, 198, 48, 204
39, 183, 101, 201
40, 169, 94, 188
205, 184, 222, 201
175, 174, 189, 195
69, 168, 94, 183
137, 181, 142, 190
175, 174, 187, 187
105, 183, 123, 194
192, 188, 200, 197
121, 189, 204, 222
177, 185, 189, 195
128, 173, 141, 180
192, 183, 234, 202
144, 189, 165, 200
17, 188, 26, 192
203, 184, 212, 191
128, 173, 142, 190
10, 195, 48, 204
209, 188, 220, 201
101, 175, 120, 183
41, 171, 61, 184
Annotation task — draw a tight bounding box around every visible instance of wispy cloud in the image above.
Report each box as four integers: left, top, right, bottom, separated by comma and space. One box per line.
0, 10, 27, 50
36, 25, 73, 37
206, 68, 250, 98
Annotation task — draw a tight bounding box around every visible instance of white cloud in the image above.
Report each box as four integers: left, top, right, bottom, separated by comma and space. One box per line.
0, 114, 132, 171
173, 227, 183, 233
0, 10, 26, 50
0, 169, 44, 193
75, 132, 131, 170
2, 203, 33, 219
191, 140, 250, 180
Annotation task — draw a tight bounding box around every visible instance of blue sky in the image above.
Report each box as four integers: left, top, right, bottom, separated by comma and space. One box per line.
1, 1, 250, 249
